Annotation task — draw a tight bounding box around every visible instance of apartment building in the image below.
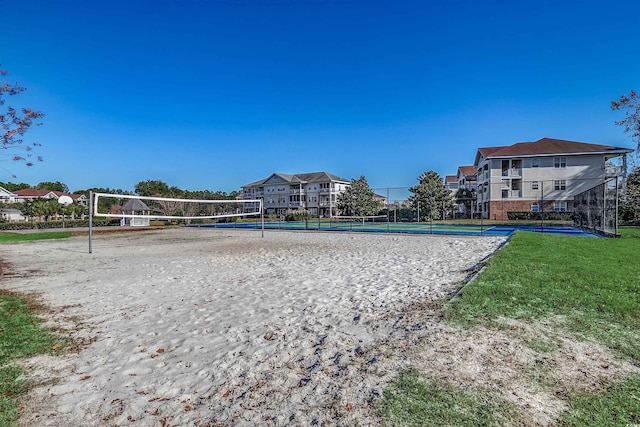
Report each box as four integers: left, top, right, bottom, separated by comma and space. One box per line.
456, 166, 477, 191
474, 138, 632, 220
452, 166, 478, 216
241, 172, 350, 217
444, 175, 458, 192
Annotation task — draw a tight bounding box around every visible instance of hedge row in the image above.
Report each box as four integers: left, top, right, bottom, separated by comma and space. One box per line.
0, 218, 121, 231
506, 211, 574, 221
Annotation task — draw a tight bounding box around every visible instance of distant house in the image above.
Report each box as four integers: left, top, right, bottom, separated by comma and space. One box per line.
474, 137, 632, 220
373, 193, 388, 210
13, 189, 88, 206
242, 171, 351, 217
120, 199, 151, 226
0, 187, 18, 204
1, 208, 27, 222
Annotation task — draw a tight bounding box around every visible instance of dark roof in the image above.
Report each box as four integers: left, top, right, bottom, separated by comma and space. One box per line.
14, 189, 58, 197
243, 171, 350, 187
479, 138, 632, 159
14, 189, 83, 199
121, 199, 151, 211
457, 166, 477, 176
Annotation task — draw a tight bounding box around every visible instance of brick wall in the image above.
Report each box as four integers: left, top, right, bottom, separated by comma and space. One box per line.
488, 200, 569, 220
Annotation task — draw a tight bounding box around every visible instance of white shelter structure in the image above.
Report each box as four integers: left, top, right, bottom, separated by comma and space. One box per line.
121, 198, 151, 226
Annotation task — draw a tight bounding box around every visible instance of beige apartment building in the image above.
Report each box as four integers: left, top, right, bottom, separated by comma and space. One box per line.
473, 138, 632, 220
241, 171, 350, 217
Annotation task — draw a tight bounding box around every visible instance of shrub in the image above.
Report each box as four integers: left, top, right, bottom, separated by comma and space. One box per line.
284, 209, 311, 221
0, 218, 120, 231
507, 211, 574, 221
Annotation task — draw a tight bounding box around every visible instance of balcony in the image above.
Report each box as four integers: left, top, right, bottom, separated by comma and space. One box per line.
501, 190, 522, 198
501, 168, 522, 178
605, 165, 624, 177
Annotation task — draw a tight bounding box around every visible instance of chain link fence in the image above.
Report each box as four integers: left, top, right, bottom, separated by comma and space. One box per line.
573, 177, 621, 236
372, 176, 624, 235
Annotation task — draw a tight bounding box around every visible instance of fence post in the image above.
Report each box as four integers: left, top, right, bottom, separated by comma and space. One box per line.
541, 181, 545, 232
602, 179, 606, 233
615, 176, 619, 236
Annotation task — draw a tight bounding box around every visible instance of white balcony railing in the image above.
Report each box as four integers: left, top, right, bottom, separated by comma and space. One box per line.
605, 166, 624, 177
501, 190, 522, 198
501, 168, 522, 178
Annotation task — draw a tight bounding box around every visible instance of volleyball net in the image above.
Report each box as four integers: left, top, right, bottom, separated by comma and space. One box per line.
88, 192, 264, 252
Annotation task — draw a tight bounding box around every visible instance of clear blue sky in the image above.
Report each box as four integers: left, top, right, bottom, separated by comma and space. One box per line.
2, 0, 639, 194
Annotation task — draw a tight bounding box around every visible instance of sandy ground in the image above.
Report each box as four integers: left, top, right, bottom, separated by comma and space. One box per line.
2, 228, 636, 426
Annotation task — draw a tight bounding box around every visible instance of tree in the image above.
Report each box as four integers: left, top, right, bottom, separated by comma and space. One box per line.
66, 202, 87, 220
0, 65, 44, 171
620, 167, 640, 224
336, 176, 381, 216
20, 198, 58, 221
135, 180, 171, 197
611, 90, 640, 151
36, 181, 69, 193
409, 171, 454, 221
0, 181, 30, 192
74, 187, 133, 216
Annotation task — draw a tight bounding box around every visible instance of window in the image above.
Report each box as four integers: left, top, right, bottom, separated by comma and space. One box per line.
553, 202, 567, 212
532, 159, 540, 168
531, 203, 540, 212
531, 181, 539, 190
554, 180, 566, 191
554, 157, 567, 168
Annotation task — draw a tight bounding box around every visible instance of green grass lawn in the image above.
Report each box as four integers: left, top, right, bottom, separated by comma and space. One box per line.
379, 228, 640, 426
0, 291, 67, 426
0, 232, 73, 243
379, 371, 518, 427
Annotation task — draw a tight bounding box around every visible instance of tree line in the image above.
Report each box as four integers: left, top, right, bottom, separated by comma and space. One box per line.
0, 179, 241, 222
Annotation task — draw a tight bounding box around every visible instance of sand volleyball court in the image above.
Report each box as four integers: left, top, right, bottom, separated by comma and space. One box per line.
2, 228, 507, 426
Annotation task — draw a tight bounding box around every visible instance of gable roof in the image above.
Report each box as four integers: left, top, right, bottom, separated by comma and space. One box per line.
457, 166, 477, 176
481, 138, 632, 159
14, 189, 59, 198
445, 175, 457, 183
13, 189, 85, 200
121, 199, 151, 211
474, 138, 633, 166
243, 171, 350, 187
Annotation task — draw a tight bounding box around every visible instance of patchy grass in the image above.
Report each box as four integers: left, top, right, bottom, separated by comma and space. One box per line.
0, 291, 67, 426
380, 230, 640, 425
558, 374, 640, 426
378, 371, 516, 426
0, 232, 73, 243
446, 231, 640, 363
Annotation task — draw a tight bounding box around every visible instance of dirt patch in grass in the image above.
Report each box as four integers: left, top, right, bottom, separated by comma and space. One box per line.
376, 300, 640, 426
